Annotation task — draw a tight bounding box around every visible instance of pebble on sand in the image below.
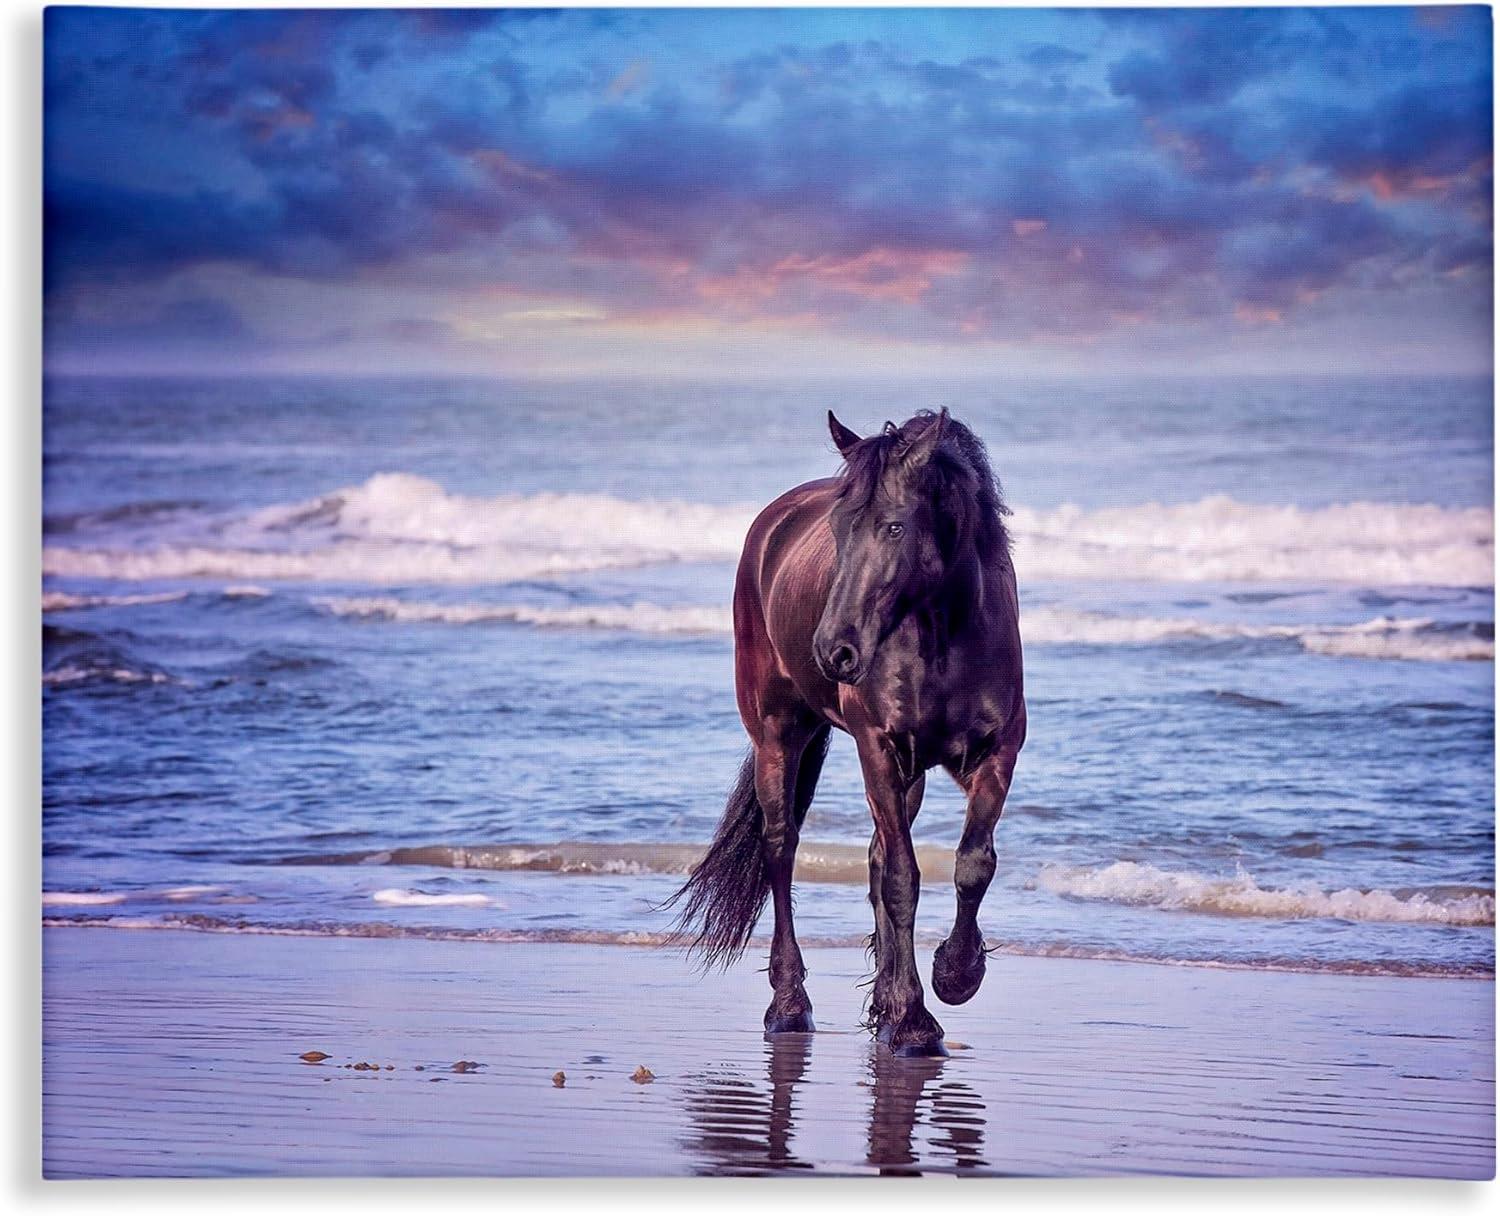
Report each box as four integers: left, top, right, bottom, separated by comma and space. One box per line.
552, 1071, 566, 1088
299, 1051, 330, 1063
452, 1060, 480, 1073
631, 1066, 655, 1084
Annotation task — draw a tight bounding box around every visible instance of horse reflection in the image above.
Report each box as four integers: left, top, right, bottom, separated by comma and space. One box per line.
867, 1051, 987, 1174
679, 1035, 988, 1174
680, 1034, 816, 1174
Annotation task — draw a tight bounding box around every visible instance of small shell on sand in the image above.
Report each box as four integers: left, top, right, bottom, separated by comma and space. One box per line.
452, 1060, 480, 1073
552, 1071, 566, 1088
299, 1051, 330, 1064
631, 1066, 655, 1084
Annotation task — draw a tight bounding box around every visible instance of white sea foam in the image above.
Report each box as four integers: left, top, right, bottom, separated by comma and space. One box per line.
1032, 860, 1495, 926
38, 913, 1492, 978
41, 475, 1495, 587
371, 887, 493, 907
42, 891, 127, 906
161, 885, 221, 902
42, 665, 174, 686
1012, 497, 1493, 587
316, 596, 733, 634
1297, 631, 1493, 662
42, 590, 187, 612
1023, 608, 1493, 661
312, 595, 1489, 660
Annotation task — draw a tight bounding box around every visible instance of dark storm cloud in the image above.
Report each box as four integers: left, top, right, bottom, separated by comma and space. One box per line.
42, 5, 1494, 360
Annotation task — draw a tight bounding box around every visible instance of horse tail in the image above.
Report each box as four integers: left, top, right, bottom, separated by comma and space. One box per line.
663, 750, 768, 968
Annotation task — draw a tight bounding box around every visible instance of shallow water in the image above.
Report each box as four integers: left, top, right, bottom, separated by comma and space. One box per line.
42, 374, 1496, 976
42, 930, 1498, 1179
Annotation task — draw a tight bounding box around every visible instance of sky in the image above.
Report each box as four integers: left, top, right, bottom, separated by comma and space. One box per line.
43, 5, 1494, 377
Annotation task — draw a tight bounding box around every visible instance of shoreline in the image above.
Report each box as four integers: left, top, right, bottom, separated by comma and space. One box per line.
40, 915, 1496, 982
42, 925, 1495, 1178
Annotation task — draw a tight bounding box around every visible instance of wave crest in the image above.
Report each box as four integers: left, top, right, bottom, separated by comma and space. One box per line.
316, 597, 1490, 660
42, 476, 1495, 587
1031, 861, 1495, 926
315, 596, 732, 634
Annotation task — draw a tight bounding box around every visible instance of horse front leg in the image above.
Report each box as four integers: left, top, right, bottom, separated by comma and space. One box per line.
865, 774, 923, 1031
756, 721, 817, 1034
859, 740, 945, 1057
932, 743, 1020, 1006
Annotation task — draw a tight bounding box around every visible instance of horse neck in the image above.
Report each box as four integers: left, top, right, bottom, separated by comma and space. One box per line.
915, 537, 985, 649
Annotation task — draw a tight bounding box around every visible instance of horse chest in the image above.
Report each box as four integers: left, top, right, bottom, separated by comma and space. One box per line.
859, 663, 990, 768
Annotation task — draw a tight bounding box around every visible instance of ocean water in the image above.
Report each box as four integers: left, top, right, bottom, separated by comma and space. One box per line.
42, 375, 1496, 980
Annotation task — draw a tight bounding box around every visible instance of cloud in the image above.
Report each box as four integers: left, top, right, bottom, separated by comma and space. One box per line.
42, 6, 1493, 372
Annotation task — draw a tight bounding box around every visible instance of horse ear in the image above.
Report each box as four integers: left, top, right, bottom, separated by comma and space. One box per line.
899, 408, 949, 466
828, 411, 862, 457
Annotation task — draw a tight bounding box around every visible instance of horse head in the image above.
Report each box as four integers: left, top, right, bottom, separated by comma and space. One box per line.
814, 407, 981, 686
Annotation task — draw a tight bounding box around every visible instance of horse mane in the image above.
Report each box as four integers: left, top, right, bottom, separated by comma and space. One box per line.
837, 410, 1013, 564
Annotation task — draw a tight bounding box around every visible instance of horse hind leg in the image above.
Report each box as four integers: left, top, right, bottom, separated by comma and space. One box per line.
760, 719, 827, 1034
933, 749, 1017, 1007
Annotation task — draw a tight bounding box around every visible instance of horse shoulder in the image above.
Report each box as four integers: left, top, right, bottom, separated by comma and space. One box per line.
733, 479, 841, 730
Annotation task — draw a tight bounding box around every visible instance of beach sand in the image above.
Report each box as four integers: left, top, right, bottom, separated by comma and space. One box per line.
41, 926, 1493, 1179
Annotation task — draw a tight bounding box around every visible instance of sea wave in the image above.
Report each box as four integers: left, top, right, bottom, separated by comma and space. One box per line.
42, 886, 246, 906
275, 842, 1498, 931
41, 475, 1495, 587
42, 590, 188, 612
39, 914, 1492, 979
42, 891, 128, 906
279, 840, 957, 883
371, 888, 494, 907
1031, 861, 1495, 927
316, 596, 733, 634
1023, 608, 1494, 661
1013, 497, 1493, 586
313, 596, 1490, 660
42, 665, 175, 687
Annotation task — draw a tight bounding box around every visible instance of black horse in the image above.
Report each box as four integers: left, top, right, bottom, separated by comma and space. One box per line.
669, 409, 1025, 1057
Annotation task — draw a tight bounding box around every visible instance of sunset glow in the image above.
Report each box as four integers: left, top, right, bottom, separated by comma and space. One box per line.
44, 6, 1493, 376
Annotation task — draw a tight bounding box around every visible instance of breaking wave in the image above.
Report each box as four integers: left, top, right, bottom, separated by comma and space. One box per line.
316, 596, 733, 634
277, 840, 954, 883
1012, 497, 1493, 586
371, 888, 494, 908
277, 841, 1497, 930
42, 591, 188, 612
1023, 608, 1494, 661
41, 475, 1494, 587
313, 596, 1490, 660
1031, 861, 1495, 927
43, 665, 175, 687
42, 891, 128, 906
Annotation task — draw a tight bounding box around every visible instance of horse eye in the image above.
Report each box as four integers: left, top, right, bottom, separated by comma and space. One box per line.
886, 522, 905, 539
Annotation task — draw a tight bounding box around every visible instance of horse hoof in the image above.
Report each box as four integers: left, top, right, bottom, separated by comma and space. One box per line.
764, 1009, 816, 1035
890, 1035, 950, 1059
931, 938, 985, 1006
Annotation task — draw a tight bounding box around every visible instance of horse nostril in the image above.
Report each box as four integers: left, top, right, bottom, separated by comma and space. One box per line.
829, 643, 859, 675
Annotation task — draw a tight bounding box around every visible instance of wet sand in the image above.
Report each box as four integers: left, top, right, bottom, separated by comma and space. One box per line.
42, 926, 1494, 1178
